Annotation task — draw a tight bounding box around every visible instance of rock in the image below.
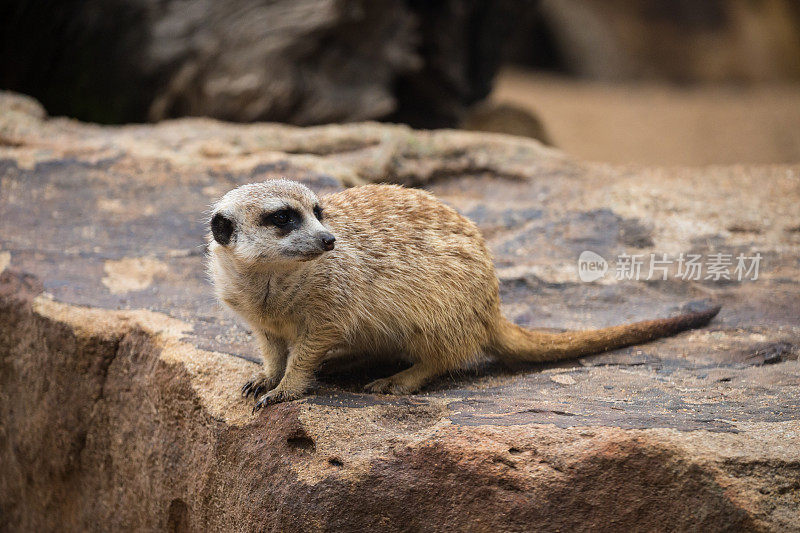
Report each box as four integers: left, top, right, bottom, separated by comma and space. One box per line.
0, 0, 519, 127
461, 101, 552, 145
1, 92, 799, 531
0, 0, 417, 124
550, 373, 577, 386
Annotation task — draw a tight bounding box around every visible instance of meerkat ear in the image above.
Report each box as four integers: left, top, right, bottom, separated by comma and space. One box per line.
211, 213, 235, 245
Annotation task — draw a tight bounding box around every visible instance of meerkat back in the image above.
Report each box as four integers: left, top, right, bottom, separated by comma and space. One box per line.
318, 184, 501, 364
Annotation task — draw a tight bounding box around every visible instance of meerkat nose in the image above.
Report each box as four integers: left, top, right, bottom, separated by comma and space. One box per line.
319, 232, 336, 251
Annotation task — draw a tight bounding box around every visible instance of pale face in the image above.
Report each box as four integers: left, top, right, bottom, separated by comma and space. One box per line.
209, 180, 336, 268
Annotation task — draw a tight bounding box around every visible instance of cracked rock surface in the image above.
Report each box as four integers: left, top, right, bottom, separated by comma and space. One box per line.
1, 92, 799, 531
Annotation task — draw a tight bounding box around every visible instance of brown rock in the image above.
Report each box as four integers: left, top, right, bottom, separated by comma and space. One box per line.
1, 93, 799, 531
461, 101, 552, 145
0, 0, 520, 127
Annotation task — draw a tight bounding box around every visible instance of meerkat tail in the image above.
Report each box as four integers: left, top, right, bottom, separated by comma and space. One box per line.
488, 304, 721, 363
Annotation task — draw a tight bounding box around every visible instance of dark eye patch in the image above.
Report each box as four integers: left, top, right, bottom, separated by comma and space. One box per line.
313, 205, 323, 221
259, 207, 301, 233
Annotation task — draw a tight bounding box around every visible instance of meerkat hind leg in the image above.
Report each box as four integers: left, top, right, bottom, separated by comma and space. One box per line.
365, 362, 442, 395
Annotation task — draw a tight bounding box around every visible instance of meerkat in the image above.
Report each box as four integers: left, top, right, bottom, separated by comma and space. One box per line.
208, 179, 720, 411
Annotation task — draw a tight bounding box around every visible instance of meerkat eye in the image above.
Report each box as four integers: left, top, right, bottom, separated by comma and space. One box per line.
313, 205, 323, 221
261, 208, 293, 228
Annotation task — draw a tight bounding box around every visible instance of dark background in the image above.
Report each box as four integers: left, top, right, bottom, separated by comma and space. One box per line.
3, 0, 800, 164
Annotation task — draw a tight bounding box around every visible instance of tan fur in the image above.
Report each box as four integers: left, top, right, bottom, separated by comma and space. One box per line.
208, 180, 720, 410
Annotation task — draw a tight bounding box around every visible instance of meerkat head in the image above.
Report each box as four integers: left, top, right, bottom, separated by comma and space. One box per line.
209, 179, 336, 268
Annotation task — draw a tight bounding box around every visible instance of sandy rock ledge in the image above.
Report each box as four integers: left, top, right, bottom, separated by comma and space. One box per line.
1, 93, 799, 531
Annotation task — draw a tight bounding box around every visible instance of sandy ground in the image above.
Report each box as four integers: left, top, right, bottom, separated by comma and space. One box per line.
490, 68, 800, 166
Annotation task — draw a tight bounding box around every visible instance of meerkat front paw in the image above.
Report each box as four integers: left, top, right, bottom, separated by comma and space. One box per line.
252, 386, 303, 412
241, 372, 281, 400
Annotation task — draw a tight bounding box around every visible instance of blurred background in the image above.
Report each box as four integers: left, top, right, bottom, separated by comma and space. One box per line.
2, 0, 800, 165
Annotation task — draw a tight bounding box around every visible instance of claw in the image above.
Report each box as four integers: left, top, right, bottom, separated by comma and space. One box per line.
253, 393, 272, 413
241, 381, 254, 397
253, 394, 270, 413
252, 387, 300, 413
252, 385, 265, 399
